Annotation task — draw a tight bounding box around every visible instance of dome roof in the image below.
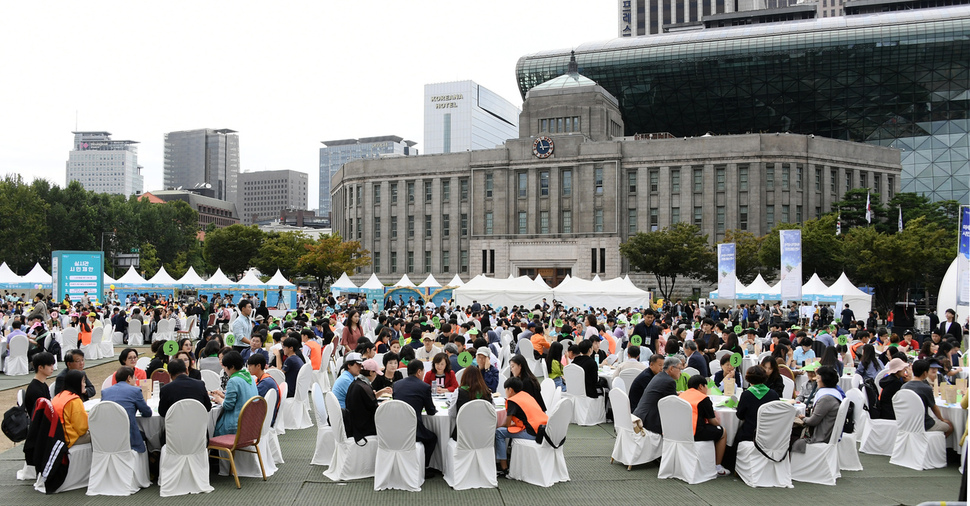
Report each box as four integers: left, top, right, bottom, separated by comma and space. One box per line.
526, 51, 618, 105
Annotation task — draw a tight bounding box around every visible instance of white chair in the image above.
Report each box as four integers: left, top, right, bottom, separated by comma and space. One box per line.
262, 387, 285, 465
269, 370, 288, 435
657, 395, 716, 484
272, 383, 288, 453
889, 389, 947, 470
81, 327, 102, 360
455, 367, 466, 384
540, 378, 557, 410
128, 327, 143, 346
314, 343, 335, 392
790, 397, 850, 486
86, 401, 150, 496
374, 400, 425, 491
113, 331, 125, 345
200, 370, 221, 392
281, 362, 314, 429
135, 356, 150, 371
617, 368, 642, 397
874, 368, 890, 394
682, 366, 700, 378
609, 388, 662, 470
3, 334, 29, 376
159, 399, 214, 497
310, 384, 334, 466
35, 442, 92, 493
839, 389, 865, 471
62, 327, 80, 350
323, 391, 377, 481
735, 401, 796, 488
715, 350, 731, 361
851, 374, 863, 390
443, 399, 498, 490
562, 363, 606, 426
859, 397, 899, 457
98, 326, 115, 359
101, 374, 115, 392
709, 360, 720, 377
611, 376, 626, 393
507, 397, 572, 487
782, 375, 795, 399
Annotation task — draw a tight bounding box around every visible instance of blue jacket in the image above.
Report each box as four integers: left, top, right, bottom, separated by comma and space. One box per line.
100, 382, 153, 453
481, 365, 499, 393
332, 370, 355, 409
214, 374, 259, 436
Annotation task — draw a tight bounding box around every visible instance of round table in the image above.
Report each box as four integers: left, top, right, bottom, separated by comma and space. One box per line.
710, 395, 806, 446
84, 397, 222, 452
937, 399, 968, 452
421, 395, 506, 471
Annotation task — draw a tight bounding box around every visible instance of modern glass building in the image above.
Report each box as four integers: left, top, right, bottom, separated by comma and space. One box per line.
423, 80, 520, 155
519, 6, 970, 202
163, 128, 239, 203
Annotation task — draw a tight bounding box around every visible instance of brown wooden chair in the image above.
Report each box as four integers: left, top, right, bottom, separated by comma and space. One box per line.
150, 369, 172, 386
207, 396, 268, 488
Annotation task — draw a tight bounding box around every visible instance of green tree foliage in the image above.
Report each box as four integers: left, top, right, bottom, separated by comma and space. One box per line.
833, 188, 886, 230
297, 234, 371, 292
619, 223, 715, 301
758, 215, 843, 281
0, 175, 49, 273
889, 192, 960, 236
253, 232, 313, 279
722, 229, 762, 284
203, 224, 265, 278
139, 242, 160, 278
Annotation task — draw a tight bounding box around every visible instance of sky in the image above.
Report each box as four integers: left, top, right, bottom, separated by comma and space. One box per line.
0, 1, 616, 209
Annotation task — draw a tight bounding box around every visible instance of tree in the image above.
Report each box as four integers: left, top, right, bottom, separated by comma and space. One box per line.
758, 215, 843, 282
0, 175, 49, 273
619, 222, 715, 301
202, 224, 265, 278
297, 234, 371, 292
833, 188, 886, 231
253, 232, 313, 279
889, 192, 960, 236
139, 242, 159, 278
722, 229, 762, 284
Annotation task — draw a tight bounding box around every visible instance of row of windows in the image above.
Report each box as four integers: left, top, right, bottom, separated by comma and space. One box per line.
373, 250, 468, 274
539, 116, 581, 133
368, 213, 470, 240
624, 203, 823, 234
347, 179, 471, 207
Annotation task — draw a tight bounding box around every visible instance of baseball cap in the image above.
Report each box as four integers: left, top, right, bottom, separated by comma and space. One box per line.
467, 327, 479, 335
344, 352, 363, 364
422, 333, 434, 341
886, 358, 908, 374
361, 359, 383, 375
476, 347, 490, 357
928, 360, 944, 369
444, 343, 459, 354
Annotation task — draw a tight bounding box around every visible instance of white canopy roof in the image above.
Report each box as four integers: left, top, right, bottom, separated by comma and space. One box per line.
266, 269, 295, 288
533, 274, 551, 290
21, 263, 51, 284
115, 265, 147, 285
393, 274, 416, 288
454, 275, 553, 309
937, 257, 967, 320
802, 273, 829, 296
745, 274, 772, 296
553, 276, 651, 309
823, 272, 872, 316
359, 273, 384, 290
147, 266, 178, 285
0, 262, 20, 284
204, 268, 235, 286
103, 272, 116, 285
237, 271, 265, 287
445, 274, 464, 287
177, 267, 206, 286
331, 272, 357, 289
418, 274, 441, 288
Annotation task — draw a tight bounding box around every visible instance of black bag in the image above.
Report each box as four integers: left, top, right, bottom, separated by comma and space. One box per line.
843, 402, 856, 434
2, 405, 31, 442
861, 378, 880, 419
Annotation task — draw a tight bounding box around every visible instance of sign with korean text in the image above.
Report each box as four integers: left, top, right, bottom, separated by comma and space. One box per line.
52, 250, 104, 304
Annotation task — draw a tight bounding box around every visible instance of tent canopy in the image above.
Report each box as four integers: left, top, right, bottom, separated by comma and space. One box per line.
418, 274, 441, 288
177, 267, 206, 287
266, 269, 295, 288
0, 262, 19, 284
331, 273, 357, 290
21, 263, 52, 285
446, 274, 464, 287
553, 276, 650, 309
237, 271, 265, 287
147, 266, 177, 285
204, 268, 235, 286
454, 275, 553, 309
359, 273, 384, 290
115, 266, 147, 285
394, 274, 416, 287
823, 272, 872, 316
802, 273, 829, 296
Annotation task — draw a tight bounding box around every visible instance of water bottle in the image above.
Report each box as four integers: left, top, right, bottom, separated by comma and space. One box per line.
152, 381, 160, 401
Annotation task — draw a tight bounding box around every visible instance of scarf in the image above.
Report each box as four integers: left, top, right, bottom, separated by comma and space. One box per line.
813, 387, 843, 405
747, 383, 770, 399
230, 369, 254, 385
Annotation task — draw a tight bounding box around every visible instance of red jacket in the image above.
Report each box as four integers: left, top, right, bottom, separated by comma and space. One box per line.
423, 370, 458, 392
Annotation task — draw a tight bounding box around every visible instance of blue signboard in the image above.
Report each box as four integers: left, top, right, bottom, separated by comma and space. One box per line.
52, 250, 104, 304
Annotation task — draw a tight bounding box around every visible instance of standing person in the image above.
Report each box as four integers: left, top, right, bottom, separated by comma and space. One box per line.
392, 361, 438, 475
631, 310, 661, 353
840, 304, 855, 330
54, 349, 96, 400
339, 311, 363, 354
230, 299, 254, 345
939, 308, 964, 348
100, 367, 152, 454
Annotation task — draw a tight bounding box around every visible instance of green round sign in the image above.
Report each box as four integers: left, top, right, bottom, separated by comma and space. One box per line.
225, 333, 236, 346
163, 340, 178, 356
457, 351, 474, 368
837, 335, 849, 346
630, 335, 643, 347
554, 318, 564, 328
399, 337, 407, 347
730, 352, 743, 368
734, 325, 743, 334
432, 315, 440, 325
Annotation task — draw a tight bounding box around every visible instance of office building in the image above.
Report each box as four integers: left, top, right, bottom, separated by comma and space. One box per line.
424, 80, 520, 155
163, 128, 240, 203
332, 59, 900, 285
319, 136, 417, 219
141, 190, 239, 230
529, 5, 970, 202
65, 131, 143, 196
238, 170, 309, 225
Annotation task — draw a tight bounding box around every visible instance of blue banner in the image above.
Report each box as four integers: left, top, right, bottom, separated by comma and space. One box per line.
717, 243, 736, 299
779, 230, 802, 300
958, 207, 970, 306
52, 250, 104, 305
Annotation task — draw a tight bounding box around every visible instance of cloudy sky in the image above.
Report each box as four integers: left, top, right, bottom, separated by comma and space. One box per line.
0, 1, 615, 208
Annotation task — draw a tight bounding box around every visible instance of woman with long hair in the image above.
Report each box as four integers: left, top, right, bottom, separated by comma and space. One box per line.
448, 364, 492, 439
719, 332, 742, 354
509, 354, 546, 411
760, 356, 785, 398
545, 341, 565, 389
819, 345, 844, 376
340, 310, 363, 353
857, 344, 883, 380
52, 369, 90, 447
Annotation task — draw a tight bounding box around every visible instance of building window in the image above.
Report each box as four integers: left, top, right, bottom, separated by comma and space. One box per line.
424, 181, 432, 203
694, 206, 703, 227
650, 208, 658, 231
460, 178, 469, 201
374, 252, 381, 274
562, 210, 572, 233
796, 164, 803, 190
766, 205, 775, 228
815, 168, 822, 191
407, 181, 415, 203
860, 172, 867, 189
390, 182, 398, 203
373, 183, 381, 204
693, 167, 703, 193
671, 207, 680, 224
518, 172, 528, 198
348, 187, 353, 206
442, 180, 450, 202
484, 212, 493, 235
782, 163, 790, 190
442, 251, 450, 273
356, 218, 361, 239
766, 164, 775, 190
460, 213, 468, 236
628, 209, 637, 234
599, 247, 606, 274
356, 186, 361, 205
391, 216, 397, 238
460, 250, 468, 273
391, 252, 397, 273
443, 214, 450, 237
374, 217, 381, 239
562, 169, 572, 196
874, 173, 881, 193
716, 206, 725, 234
782, 205, 790, 223
591, 248, 597, 274
830, 168, 837, 194
540, 171, 549, 196
407, 215, 414, 238
425, 215, 432, 238
595, 167, 603, 195
888, 176, 895, 198
591, 209, 603, 232
424, 251, 432, 273
540, 118, 548, 132
407, 251, 414, 272
671, 169, 680, 193
738, 165, 748, 191
739, 205, 748, 230
484, 173, 492, 199
845, 169, 852, 192
796, 205, 803, 223
540, 211, 549, 233
518, 212, 527, 234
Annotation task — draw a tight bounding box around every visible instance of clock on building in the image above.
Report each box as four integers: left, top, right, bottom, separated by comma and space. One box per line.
533, 136, 554, 158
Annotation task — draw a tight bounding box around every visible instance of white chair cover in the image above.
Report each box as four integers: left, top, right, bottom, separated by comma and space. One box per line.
101, 374, 116, 392
263, 387, 285, 465
610, 388, 662, 469
135, 356, 150, 371
540, 378, 556, 410
839, 389, 865, 471
562, 363, 606, 426
657, 395, 716, 484
62, 328, 80, 350
159, 399, 214, 496
200, 370, 221, 392
98, 326, 116, 359
859, 398, 899, 456
272, 383, 288, 456
443, 399, 497, 490
113, 331, 125, 345
310, 383, 334, 466
790, 397, 849, 485
323, 392, 377, 481
35, 442, 92, 493
682, 366, 700, 377
889, 389, 947, 470
618, 368, 642, 397
281, 362, 314, 429
508, 398, 573, 487
129, 328, 143, 346
4, 335, 29, 376
611, 377, 626, 393
85, 401, 150, 496
782, 375, 795, 399
735, 401, 796, 488
314, 343, 335, 392
81, 327, 101, 361
374, 400, 425, 491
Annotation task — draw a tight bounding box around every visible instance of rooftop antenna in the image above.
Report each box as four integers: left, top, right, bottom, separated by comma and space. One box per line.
567, 50, 579, 74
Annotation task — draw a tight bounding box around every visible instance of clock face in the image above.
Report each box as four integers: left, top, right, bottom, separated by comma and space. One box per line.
533, 136, 554, 159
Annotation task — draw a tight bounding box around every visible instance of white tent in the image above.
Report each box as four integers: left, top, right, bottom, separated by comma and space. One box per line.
822, 272, 872, 317
553, 276, 651, 309
745, 274, 773, 299
236, 271, 266, 287
0, 262, 20, 285
204, 268, 236, 287
103, 272, 116, 286
418, 274, 441, 288
533, 274, 551, 290
445, 274, 464, 287
21, 263, 52, 285
937, 257, 968, 322
266, 269, 295, 288
359, 273, 384, 290
115, 266, 147, 286
454, 275, 552, 308
147, 266, 178, 286
331, 273, 357, 290
393, 274, 416, 287
802, 273, 829, 298
708, 277, 749, 301
177, 267, 207, 287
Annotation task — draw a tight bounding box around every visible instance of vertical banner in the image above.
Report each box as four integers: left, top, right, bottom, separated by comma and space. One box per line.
957, 206, 970, 306
779, 230, 803, 300
52, 250, 104, 305
717, 243, 736, 299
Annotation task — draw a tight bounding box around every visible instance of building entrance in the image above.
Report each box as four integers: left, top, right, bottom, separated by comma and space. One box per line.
518, 268, 571, 287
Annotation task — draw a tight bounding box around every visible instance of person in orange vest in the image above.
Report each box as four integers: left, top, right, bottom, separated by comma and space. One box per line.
679, 375, 731, 476
495, 376, 548, 477
301, 328, 323, 370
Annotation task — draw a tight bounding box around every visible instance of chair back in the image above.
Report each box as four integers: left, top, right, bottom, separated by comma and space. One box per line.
709, 360, 720, 377
135, 356, 150, 371
851, 374, 863, 390
264, 383, 280, 428
267, 368, 286, 388
682, 366, 700, 378
324, 392, 345, 442
892, 389, 925, 434
164, 399, 209, 456
17, 388, 24, 407
611, 376, 626, 393
295, 361, 313, 401
101, 374, 114, 391
758, 351, 772, 362
233, 396, 267, 448
609, 388, 634, 432
500, 330, 513, 348
88, 400, 131, 453
618, 368, 641, 396
782, 375, 795, 399
543, 397, 573, 447
540, 377, 556, 408
455, 367, 466, 385
715, 350, 731, 361
754, 401, 797, 460
455, 399, 497, 451
200, 370, 221, 391
310, 383, 328, 426
874, 368, 889, 394
320, 343, 334, 369
151, 369, 172, 385
91, 327, 104, 344
845, 388, 868, 428
517, 338, 533, 357
827, 397, 851, 446
8, 334, 28, 355
62, 327, 79, 344
658, 395, 695, 443
562, 363, 585, 395
376, 400, 416, 452
778, 365, 795, 380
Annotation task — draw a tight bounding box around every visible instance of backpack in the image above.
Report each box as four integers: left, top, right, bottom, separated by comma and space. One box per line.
861, 378, 880, 419
2, 405, 30, 442
843, 401, 856, 434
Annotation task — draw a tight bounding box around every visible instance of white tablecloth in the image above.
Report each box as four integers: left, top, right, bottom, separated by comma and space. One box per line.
421, 395, 506, 471
938, 399, 968, 452
84, 397, 222, 452
713, 397, 806, 446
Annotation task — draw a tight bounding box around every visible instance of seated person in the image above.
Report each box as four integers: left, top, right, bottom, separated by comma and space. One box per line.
571, 340, 608, 399
23, 352, 55, 416
145, 340, 168, 378
712, 353, 742, 392
875, 358, 909, 420
901, 359, 953, 436
52, 369, 90, 447
792, 337, 816, 367
415, 334, 441, 362
54, 349, 96, 401
629, 354, 664, 407
495, 377, 548, 477
198, 340, 224, 374
111, 348, 147, 385
793, 365, 843, 451
281, 337, 306, 399
212, 351, 259, 436
423, 352, 459, 393
101, 367, 153, 453
735, 365, 781, 443
301, 329, 323, 370
393, 361, 437, 473
760, 356, 786, 398
612, 345, 646, 381
240, 332, 269, 364
509, 355, 546, 411
476, 347, 499, 393
159, 357, 212, 417
633, 357, 681, 433
332, 352, 363, 408
371, 352, 400, 391
679, 375, 731, 476
449, 364, 492, 439
344, 359, 391, 442
684, 340, 710, 378
246, 353, 280, 426
795, 365, 819, 404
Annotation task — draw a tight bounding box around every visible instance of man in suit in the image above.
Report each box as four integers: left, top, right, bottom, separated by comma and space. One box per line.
101, 366, 153, 453
53, 349, 96, 400
939, 308, 963, 348
633, 357, 681, 434
392, 360, 438, 475
158, 357, 212, 418
684, 340, 710, 378
628, 354, 664, 406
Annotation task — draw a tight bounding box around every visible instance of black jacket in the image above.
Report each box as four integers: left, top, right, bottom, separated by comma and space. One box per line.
633, 371, 676, 434
392, 376, 437, 442
24, 399, 69, 494
571, 355, 600, 398
628, 368, 656, 407
158, 375, 212, 418
344, 378, 378, 442
631, 322, 660, 353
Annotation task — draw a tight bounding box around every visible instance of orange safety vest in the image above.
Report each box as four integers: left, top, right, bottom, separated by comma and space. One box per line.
306, 340, 322, 370
678, 388, 708, 435
506, 391, 548, 434
849, 341, 864, 360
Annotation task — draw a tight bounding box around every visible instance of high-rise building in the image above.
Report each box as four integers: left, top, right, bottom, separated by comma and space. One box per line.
617, 0, 816, 36
423, 80, 520, 155
65, 131, 143, 196
238, 169, 309, 225
319, 136, 416, 219
163, 128, 239, 203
